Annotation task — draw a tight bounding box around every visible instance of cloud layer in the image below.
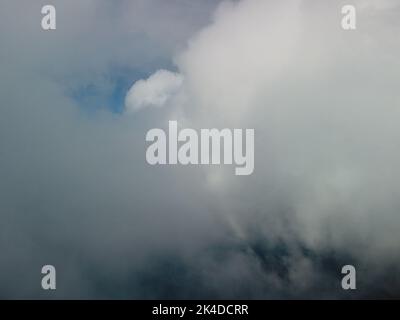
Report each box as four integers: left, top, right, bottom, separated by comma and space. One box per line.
1, 0, 400, 299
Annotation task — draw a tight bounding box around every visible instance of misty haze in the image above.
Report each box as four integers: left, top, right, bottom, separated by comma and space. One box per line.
0, 0, 399, 299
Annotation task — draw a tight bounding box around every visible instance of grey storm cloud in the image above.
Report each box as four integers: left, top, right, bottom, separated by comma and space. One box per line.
0, 0, 400, 299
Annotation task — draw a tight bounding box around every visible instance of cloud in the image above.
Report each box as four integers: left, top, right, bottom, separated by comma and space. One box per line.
125, 0, 400, 294
1, 0, 400, 299
125, 69, 183, 112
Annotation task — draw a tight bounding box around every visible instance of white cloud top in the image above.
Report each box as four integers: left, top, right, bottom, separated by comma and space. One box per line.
125, 69, 183, 112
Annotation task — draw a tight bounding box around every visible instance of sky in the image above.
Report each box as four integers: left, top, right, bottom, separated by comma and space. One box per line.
0, 0, 400, 299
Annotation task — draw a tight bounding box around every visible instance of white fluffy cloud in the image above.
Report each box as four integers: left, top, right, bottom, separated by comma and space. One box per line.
125, 69, 183, 112
126, 0, 400, 263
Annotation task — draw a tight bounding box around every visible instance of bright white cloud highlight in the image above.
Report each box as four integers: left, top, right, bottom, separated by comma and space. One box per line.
125, 69, 183, 112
